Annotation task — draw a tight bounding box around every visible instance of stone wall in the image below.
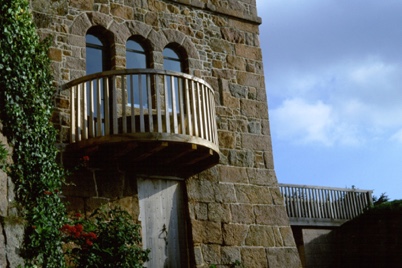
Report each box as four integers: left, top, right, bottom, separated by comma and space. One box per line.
292, 227, 335, 268
29, 0, 301, 267
0, 130, 24, 268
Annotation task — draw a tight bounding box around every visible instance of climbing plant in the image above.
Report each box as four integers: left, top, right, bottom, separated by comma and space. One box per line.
0, 0, 66, 266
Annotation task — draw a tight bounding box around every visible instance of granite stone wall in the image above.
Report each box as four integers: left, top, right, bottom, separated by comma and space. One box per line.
25, 0, 301, 267
0, 129, 24, 268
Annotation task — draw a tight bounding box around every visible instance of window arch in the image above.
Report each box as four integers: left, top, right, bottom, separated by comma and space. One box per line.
163, 47, 182, 72
86, 27, 112, 74
85, 27, 113, 135
126, 39, 147, 69
163, 45, 188, 112
163, 45, 188, 73
126, 38, 149, 107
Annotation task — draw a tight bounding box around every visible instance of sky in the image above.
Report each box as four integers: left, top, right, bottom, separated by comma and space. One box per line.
256, 0, 402, 200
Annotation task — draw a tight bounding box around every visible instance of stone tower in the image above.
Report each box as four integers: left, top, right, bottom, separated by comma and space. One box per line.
23, 0, 301, 267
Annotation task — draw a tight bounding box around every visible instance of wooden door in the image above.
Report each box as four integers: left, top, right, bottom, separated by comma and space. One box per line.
138, 178, 189, 268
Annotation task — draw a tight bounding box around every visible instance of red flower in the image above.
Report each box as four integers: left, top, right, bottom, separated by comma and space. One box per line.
82, 155, 90, 161
61, 224, 76, 235
87, 232, 97, 239
85, 239, 93, 246
75, 213, 82, 218
43, 190, 52, 195
75, 224, 83, 232
82, 231, 97, 240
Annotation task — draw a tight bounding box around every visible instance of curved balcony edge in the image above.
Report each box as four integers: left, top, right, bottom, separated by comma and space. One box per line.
62, 69, 220, 177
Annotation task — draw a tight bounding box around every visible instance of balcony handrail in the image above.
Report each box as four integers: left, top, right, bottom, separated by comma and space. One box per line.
279, 183, 373, 221
62, 69, 219, 151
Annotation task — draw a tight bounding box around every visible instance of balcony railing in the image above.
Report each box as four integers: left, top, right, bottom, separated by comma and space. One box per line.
62, 69, 218, 152
279, 183, 373, 226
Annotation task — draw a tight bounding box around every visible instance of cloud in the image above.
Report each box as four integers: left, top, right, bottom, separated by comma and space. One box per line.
257, 0, 402, 199
259, 0, 402, 147
268, 56, 402, 146
271, 98, 334, 145
390, 129, 402, 143
270, 98, 357, 146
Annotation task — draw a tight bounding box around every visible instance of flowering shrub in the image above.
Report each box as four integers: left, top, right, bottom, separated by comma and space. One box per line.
62, 207, 150, 268
61, 222, 97, 249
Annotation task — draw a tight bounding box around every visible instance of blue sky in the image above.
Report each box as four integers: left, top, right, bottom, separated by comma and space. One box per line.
256, 0, 402, 200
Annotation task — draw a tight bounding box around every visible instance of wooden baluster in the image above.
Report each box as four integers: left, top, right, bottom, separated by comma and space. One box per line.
130, 74, 136, 133
332, 190, 337, 219
156, 75, 162, 133
210, 90, 217, 145
122, 75, 127, 134
96, 78, 102, 136
185, 79, 192, 136
147, 74, 154, 132
164, 75, 170, 133
178, 77, 185, 134
289, 187, 294, 217
88, 80, 94, 138
70, 85, 76, 142
76, 83, 82, 141
197, 83, 203, 139
139, 74, 145, 132
205, 87, 212, 143
171, 75, 178, 134
104, 77, 110, 136
201, 84, 208, 140
192, 81, 199, 137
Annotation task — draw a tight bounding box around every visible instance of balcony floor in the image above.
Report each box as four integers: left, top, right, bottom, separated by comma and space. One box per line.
63, 133, 219, 178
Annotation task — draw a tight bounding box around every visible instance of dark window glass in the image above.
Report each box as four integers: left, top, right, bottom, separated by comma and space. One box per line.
126, 40, 147, 69
163, 48, 182, 72
163, 47, 183, 112
126, 40, 147, 107
86, 34, 104, 74
86, 34, 107, 134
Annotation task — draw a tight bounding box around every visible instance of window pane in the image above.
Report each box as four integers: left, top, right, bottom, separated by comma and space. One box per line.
126, 51, 146, 69
127, 40, 145, 52
86, 34, 106, 134
163, 48, 182, 72
163, 47, 179, 59
86, 34, 103, 74
126, 40, 147, 106
86, 47, 103, 74
163, 48, 183, 112
86, 34, 103, 46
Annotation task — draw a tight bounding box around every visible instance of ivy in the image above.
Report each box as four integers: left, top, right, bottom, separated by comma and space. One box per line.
0, 0, 66, 266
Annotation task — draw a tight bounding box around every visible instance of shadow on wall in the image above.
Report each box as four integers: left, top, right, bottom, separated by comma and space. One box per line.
299, 201, 402, 268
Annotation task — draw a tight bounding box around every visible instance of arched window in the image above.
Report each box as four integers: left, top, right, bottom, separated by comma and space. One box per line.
163, 47, 182, 72
163, 47, 186, 112
126, 40, 147, 69
85, 30, 112, 135
86, 33, 111, 74
126, 39, 148, 107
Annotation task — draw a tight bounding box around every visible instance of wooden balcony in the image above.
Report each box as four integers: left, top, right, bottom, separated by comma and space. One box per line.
62, 69, 219, 177
279, 183, 373, 226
